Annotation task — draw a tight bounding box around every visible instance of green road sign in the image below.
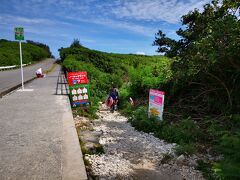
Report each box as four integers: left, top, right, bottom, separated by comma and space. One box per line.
15, 27, 24, 40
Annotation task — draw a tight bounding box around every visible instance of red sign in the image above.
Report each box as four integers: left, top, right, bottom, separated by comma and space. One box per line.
68, 72, 88, 85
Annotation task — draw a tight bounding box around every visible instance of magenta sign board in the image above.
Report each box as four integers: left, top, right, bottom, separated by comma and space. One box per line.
148, 89, 165, 120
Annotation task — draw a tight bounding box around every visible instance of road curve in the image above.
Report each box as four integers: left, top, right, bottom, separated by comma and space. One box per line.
0, 58, 55, 96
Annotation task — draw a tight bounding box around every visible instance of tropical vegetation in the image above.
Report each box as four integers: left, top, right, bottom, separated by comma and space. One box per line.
60, 0, 240, 179
0, 39, 52, 66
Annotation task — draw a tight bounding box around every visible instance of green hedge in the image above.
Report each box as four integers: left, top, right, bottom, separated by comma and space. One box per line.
60, 45, 171, 118
0, 39, 51, 66
60, 46, 171, 97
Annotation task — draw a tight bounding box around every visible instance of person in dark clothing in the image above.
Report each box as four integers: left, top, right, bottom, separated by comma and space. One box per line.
109, 87, 119, 112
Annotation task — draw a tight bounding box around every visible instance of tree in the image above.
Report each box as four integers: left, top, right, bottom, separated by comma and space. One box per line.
70, 38, 82, 48
153, 0, 240, 113
26, 40, 52, 57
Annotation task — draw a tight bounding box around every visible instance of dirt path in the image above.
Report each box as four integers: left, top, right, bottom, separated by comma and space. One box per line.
77, 104, 204, 179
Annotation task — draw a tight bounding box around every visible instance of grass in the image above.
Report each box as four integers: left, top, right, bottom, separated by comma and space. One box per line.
160, 153, 174, 164
197, 160, 218, 180
174, 143, 196, 156
73, 107, 99, 120
59, 42, 240, 179
94, 144, 105, 154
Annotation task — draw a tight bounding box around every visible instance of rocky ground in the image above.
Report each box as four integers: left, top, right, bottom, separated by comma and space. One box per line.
74, 104, 206, 180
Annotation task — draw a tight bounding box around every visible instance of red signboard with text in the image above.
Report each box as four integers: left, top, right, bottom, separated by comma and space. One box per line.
68, 71, 88, 85
67, 71, 90, 107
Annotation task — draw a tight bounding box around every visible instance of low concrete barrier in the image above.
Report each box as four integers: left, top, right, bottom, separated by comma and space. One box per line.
0, 65, 16, 70
0, 63, 30, 71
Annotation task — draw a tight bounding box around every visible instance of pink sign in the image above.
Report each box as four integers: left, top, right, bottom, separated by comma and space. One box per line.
154, 96, 163, 105
149, 89, 165, 120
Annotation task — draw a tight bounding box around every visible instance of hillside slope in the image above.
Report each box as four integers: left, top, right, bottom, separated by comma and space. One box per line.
60, 45, 171, 105
60, 40, 240, 179
0, 39, 52, 66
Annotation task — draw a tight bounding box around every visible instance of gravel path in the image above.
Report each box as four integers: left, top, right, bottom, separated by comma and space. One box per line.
84, 105, 204, 179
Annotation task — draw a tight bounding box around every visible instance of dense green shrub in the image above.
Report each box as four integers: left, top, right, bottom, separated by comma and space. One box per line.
154, 0, 240, 114
59, 45, 170, 118
213, 131, 240, 179
152, 1, 240, 178
175, 143, 196, 155
128, 100, 240, 179
0, 39, 51, 66
197, 160, 217, 180
128, 58, 172, 97
129, 106, 161, 133
59, 23, 240, 178
129, 106, 201, 155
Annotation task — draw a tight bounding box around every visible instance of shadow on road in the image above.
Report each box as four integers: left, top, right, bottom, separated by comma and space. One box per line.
55, 69, 69, 95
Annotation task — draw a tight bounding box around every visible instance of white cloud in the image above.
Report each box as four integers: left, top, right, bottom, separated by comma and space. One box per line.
0, 15, 54, 26
65, 16, 160, 37
111, 0, 210, 24
90, 18, 157, 36
0, 14, 75, 40
135, 51, 145, 55
15, 17, 53, 24
2, 0, 203, 38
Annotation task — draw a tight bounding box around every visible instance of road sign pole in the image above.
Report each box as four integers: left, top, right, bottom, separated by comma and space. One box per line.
19, 40, 24, 90
15, 27, 33, 92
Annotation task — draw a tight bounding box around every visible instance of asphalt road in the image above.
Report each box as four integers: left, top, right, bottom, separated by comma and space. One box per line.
0, 59, 55, 96
0, 65, 87, 179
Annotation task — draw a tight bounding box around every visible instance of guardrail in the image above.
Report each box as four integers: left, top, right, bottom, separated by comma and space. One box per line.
0, 65, 16, 70
0, 63, 30, 71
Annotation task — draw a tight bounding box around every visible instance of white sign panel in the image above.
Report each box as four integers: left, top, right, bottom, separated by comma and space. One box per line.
148, 89, 165, 120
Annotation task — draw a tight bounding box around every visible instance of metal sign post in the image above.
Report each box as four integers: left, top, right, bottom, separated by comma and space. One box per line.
19, 40, 24, 90
15, 27, 25, 90
14, 27, 33, 92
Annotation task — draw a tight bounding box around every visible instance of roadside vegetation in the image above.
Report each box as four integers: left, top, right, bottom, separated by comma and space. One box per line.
0, 39, 52, 66
60, 0, 240, 179
151, 1, 240, 179
59, 40, 171, 119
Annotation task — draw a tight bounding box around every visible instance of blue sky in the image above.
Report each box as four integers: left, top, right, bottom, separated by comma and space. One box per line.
0, 0, 210, 57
